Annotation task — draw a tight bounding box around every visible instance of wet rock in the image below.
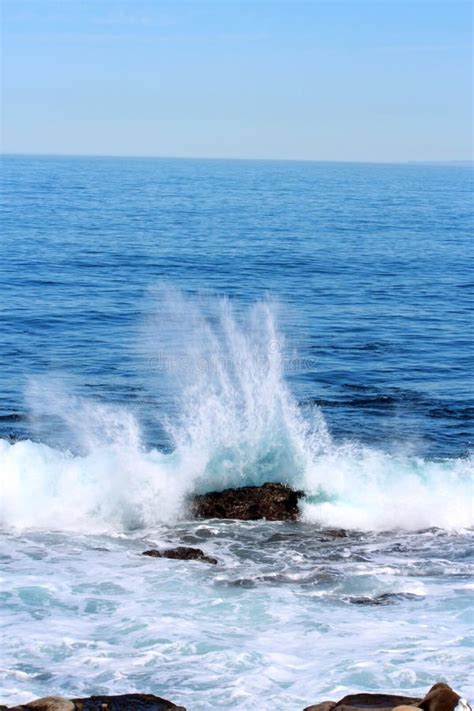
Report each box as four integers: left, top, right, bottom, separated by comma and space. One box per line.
418, 684, 461, 711
303, 692, 421, 711
324, 528, 349, 538
303, 702, 337, 711
344, 592, 423, 606
191, 482, 304, 521
6, 698, 74, 711
328, 682, 464, 711
4, 696, 186, 711
142, 546, 217, 565
303, 685, 465, 711
71, 693, 186, 710
336, 694, 421, 709
332, 706, 413, 711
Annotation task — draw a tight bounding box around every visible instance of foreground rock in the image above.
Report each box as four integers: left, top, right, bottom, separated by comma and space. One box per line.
304, 683, 463, 711
142, 546, 217, 565
4, 694, 185, 710
72, 695, 185, 710
304, 694, 421, 711
2, 683, 465, 711
192, 482, 304, 520
3, 699, 74, 711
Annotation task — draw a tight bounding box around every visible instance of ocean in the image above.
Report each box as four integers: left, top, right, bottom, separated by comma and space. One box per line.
0, 155, 472, 709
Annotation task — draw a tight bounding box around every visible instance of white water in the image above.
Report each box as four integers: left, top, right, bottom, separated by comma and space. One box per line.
1, 291, 472, 533
1, 523, 473, 709
1, 292, 473, 709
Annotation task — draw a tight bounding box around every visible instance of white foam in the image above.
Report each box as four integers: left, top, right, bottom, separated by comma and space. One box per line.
301, 444, 474, 531
1, 290, 472, 532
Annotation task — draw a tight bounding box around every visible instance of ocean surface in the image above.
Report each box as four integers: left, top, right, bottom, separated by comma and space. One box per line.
0, 155, 473, 709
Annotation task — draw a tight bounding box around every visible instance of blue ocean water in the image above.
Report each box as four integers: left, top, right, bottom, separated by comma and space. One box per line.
1, 156, 473, 456
0, 156, 473, 709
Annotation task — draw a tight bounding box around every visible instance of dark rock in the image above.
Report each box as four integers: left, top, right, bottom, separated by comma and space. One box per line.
303, 685, 466, 711
304, 704, 337, 711
72, 693, 186, 710
344, 592, 423, 606
191, 482, 304, 521
4, 695, 185, 711
332, 706, 414, 711
335, 694, 421, 708
142, 546, 217, 565
324, 528, 349, 538
418, 684, 461, 711
304, 693, 422, 711
5, 698, 74, 711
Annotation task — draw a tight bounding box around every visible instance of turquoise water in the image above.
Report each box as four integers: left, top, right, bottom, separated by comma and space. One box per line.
0, 156, 472, 708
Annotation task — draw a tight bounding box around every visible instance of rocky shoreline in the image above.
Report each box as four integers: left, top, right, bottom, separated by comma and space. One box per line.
2, 682, 467, 711
3, 488, 469, 711
1, 694, 185, 710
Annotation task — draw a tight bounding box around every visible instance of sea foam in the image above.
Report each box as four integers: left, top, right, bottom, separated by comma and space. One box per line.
1, 289, 472, 532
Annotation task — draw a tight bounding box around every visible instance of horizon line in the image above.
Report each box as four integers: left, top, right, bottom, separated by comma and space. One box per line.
1, 151, 473, 166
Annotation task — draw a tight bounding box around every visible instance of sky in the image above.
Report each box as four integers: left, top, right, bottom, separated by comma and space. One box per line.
1, 0, 472, 162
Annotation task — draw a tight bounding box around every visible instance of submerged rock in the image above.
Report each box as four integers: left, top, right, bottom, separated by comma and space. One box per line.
142, 546, 217, 565
303, 683, 464, 711
322, 528, 349, 538
191, 482, 304, 521
344, 592, 423, 606
4, 694, 185, 711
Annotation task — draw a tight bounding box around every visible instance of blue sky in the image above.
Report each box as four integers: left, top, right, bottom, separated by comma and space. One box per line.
1, 0, 472, 161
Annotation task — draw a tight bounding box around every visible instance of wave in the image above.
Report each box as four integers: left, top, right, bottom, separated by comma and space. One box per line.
1, 287, 472, 533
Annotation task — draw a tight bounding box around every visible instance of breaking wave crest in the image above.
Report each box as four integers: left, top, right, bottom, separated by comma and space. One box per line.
1, 289, 472, 532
